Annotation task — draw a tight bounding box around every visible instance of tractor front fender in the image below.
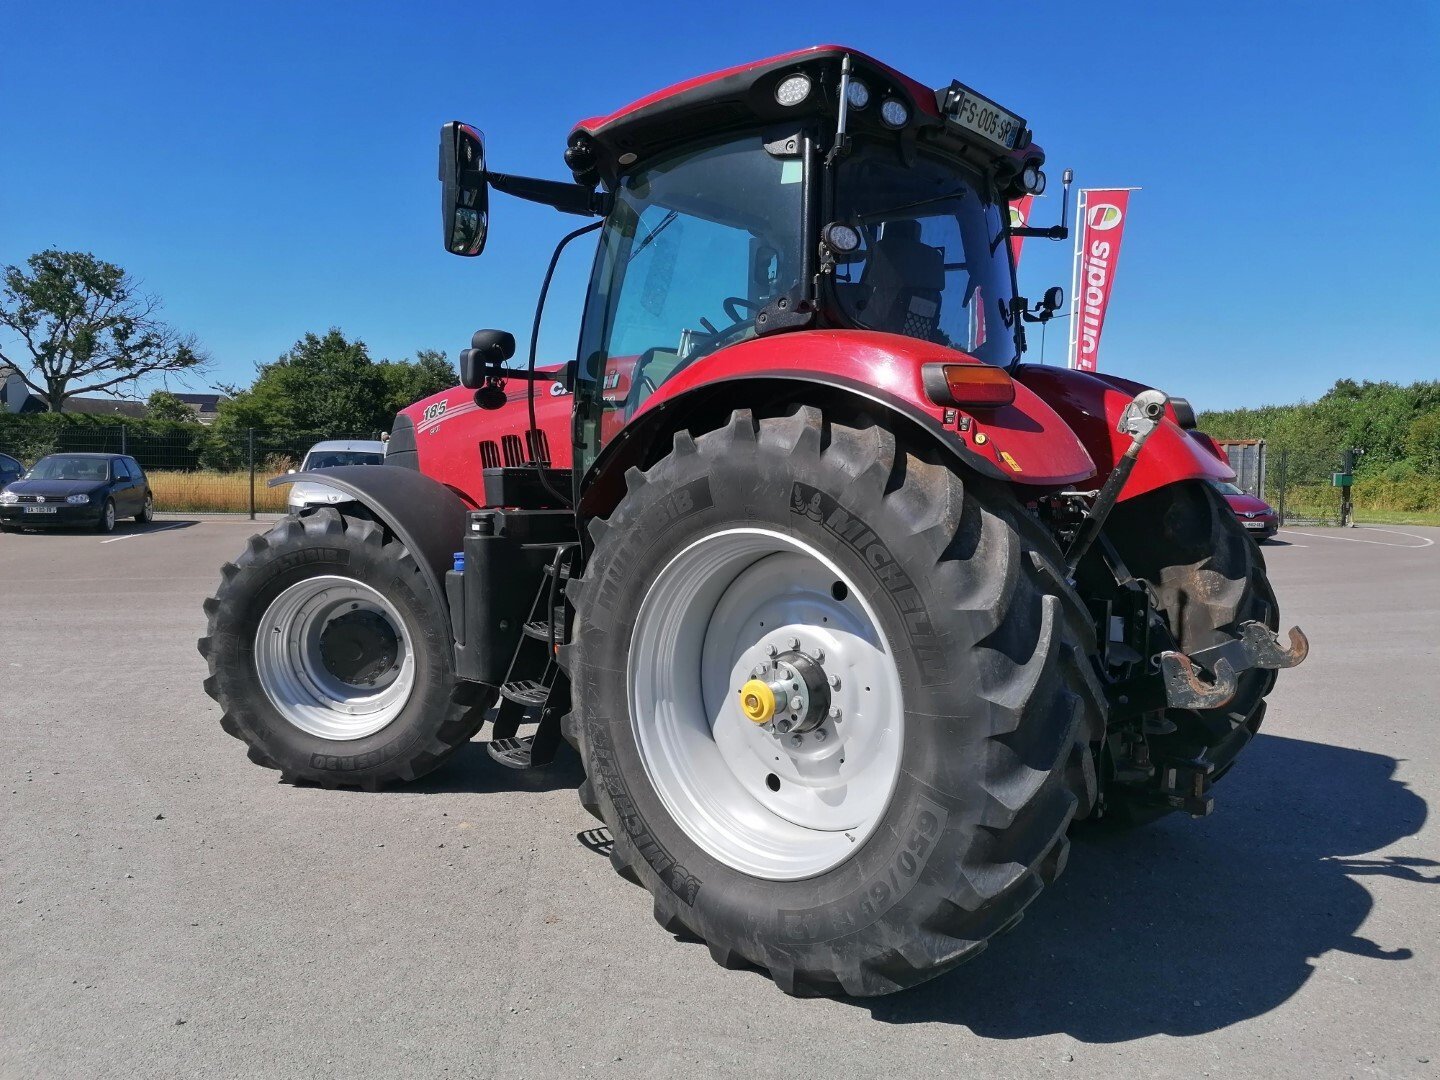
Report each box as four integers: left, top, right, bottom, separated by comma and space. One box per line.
270, 464, 468, 618
579, 331, 1096, 519
1013, 365, 1235, 501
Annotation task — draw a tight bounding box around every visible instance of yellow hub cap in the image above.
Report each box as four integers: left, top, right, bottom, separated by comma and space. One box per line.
739, 679, 776, 724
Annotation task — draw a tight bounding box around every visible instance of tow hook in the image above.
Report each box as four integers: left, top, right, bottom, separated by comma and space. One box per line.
1161, 620, 1309, 710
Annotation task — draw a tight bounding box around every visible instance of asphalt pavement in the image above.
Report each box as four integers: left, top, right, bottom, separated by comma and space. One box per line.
2, 516, 1436, 1079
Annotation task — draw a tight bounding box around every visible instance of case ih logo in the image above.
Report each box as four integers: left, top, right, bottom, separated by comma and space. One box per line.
1087, 203, 1124, 231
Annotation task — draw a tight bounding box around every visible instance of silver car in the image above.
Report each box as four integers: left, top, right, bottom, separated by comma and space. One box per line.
286, 440, 388, 512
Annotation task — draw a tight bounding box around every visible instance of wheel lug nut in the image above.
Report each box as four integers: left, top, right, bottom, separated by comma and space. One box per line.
828, 706, 842, 720
793, 698, 805, 712
814, 729, 827, 742
788, 636, 800, 651
751, 665, 764, 678
789, 734, 803, 748
776, 719, 792, 733
814, 649, 825, 663
829, 674, 841, 689
765, 644, 778, 658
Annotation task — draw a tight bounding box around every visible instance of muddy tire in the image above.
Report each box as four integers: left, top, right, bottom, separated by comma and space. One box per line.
1103, 480, 1279, 821
564, 406, 1105, 996
198, 508, 491, 789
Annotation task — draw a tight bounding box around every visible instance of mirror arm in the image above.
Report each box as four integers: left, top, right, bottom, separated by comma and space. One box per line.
1010, 225, 1069, 240
486, 172, 611, 217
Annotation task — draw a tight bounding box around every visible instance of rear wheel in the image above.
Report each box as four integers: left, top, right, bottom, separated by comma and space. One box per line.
566, 406, 1105, 996
136, 493, 154, 523
198, 508, 491, 788
1104, 480, 1279, 820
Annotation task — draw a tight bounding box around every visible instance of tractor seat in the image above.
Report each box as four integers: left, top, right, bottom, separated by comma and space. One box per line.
857, 219, 945, 340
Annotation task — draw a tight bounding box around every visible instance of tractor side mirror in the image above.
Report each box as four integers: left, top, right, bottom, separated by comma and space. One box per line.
439, 121, 489, 257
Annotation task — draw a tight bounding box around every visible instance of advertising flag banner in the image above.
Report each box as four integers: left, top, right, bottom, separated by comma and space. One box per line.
1008, 195, 1035, 268
1071, 189, 1133, 372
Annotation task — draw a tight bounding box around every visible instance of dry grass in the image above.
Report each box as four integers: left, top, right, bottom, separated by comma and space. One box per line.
148, 469, 289, 514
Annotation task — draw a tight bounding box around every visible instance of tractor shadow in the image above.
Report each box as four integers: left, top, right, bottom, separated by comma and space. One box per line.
866, 733, 1435, 1040
408, 738, 586, 796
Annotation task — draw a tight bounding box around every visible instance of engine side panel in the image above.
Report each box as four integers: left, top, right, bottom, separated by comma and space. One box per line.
1013, 364, 1235, 501
391, 370, 575, 508
636, 330, 1096, 487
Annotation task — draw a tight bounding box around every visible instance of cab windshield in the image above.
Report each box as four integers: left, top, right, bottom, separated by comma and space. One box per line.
575, 134, 805, 468
830, 143, 1018, 366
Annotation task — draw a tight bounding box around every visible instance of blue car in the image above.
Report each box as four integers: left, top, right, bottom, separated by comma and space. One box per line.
0, 452, 154, 533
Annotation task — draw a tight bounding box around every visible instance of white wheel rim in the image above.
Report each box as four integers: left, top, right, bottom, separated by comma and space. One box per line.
629, 528, 904, 881
253, 575, 416, 740
104, 503, 115, 529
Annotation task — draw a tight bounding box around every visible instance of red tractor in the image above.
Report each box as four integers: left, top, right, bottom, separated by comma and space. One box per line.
200, 46, 1307, 997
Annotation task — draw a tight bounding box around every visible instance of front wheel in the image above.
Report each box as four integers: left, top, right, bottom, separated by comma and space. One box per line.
198, 508, 491, 788
566, 406, 1105, 996
95, 498, 116, 533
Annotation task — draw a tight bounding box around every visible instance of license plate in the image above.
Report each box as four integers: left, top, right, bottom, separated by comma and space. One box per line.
945, 86, 1024, 149
23, 505, 58, 514
1243, 520, 1266, 530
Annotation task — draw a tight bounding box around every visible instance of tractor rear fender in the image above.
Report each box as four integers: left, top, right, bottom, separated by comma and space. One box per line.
578, 330, 1096, 519
1013, 365, 1236, 501
270, 464, 468, 620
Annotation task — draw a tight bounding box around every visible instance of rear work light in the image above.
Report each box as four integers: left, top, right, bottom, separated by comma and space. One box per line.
921, 363, 1016, 408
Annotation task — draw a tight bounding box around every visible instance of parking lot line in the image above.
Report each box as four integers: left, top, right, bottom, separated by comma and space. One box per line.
1278, 527, 1435, 549
100, 522, 189, 544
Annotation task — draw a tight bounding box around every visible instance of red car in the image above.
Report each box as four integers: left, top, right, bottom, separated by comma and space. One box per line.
1211, 479, 1278, 540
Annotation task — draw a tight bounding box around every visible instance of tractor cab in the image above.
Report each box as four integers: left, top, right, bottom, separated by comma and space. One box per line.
440, 46, 1058, 473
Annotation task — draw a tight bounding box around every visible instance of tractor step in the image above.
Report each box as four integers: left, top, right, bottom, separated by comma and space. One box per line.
499, 679, 550, 707
522, 614, 567, 644
487, 735, 541, 770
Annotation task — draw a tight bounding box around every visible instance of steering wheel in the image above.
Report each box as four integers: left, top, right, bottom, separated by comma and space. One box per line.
722, 296, 762, 324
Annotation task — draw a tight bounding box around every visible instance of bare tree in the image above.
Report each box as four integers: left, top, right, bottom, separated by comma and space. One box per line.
0, 249, 208, 411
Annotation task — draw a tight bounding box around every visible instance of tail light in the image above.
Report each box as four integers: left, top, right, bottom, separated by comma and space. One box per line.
921, 363, 1016, 408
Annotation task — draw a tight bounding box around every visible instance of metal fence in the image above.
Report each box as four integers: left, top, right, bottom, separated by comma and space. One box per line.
0, 425, 382, 518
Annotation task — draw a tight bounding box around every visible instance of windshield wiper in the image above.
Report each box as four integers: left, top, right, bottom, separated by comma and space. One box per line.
628, 209, 679, 263
857, 188, 967, 223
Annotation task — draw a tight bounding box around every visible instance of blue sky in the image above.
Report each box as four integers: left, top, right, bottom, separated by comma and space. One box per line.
2, 1, 1435, 411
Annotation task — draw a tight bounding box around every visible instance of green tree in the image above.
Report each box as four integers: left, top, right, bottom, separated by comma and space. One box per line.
0, 249, 207, 410
146, 389, 196, 423
1407, 411, 1440, 476
212, 330, 390, 442
378, 347, 457, 413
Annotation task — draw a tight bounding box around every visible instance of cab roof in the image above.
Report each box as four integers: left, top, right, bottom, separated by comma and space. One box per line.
568, 45, 1038, 190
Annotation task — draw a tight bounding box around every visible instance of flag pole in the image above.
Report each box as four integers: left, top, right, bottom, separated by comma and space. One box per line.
1067, 188, 1085, 369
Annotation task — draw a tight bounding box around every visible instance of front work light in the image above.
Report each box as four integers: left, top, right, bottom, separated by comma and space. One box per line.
880, 99, 909, 128
775, 74, 813, 107
1021, 164, 1047, 195
921, 363, 1016, 408
846, 79, 871, 110
821, 221, 861, 257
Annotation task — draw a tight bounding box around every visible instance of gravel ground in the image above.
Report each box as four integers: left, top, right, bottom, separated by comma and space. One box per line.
2, 516, 1436, 1079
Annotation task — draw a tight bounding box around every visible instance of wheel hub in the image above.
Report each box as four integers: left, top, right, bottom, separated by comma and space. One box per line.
319, 610, 399, 686
740, 649, 831, 734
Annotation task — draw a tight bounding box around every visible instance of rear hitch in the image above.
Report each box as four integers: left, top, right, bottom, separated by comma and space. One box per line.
1189, 620, 1309, 673
1160, 651, 1239, 710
